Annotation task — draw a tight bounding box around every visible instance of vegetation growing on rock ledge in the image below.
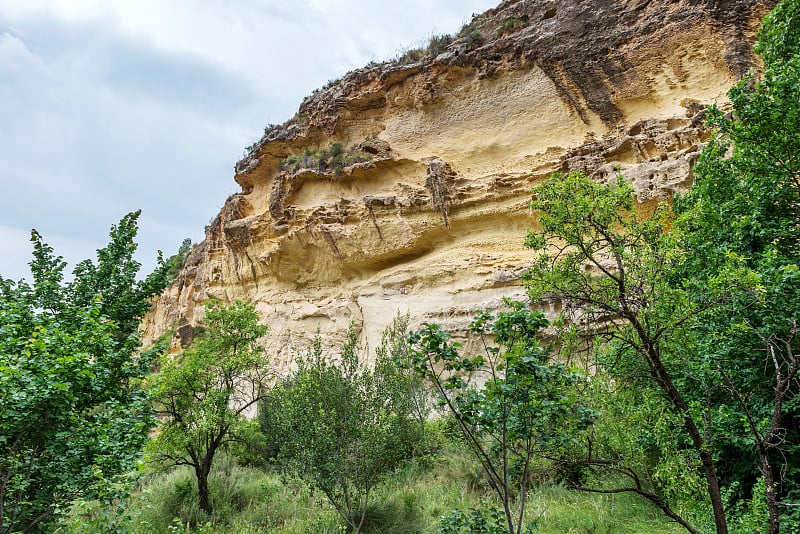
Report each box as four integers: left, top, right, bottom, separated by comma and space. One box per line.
496, 16, 527, 37
276, 141, 375, 176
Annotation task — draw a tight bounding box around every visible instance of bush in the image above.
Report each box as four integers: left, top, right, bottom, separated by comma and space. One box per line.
466, 31, 484, 49
276, 141, 374, 176
438, 507, 511, 534
497, 17, 526, 37
427, 34, 453, 56
397, 47, 425, 64
262, 327, 424, 534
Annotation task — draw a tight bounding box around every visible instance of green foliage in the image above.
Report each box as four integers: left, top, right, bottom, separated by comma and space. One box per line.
377, 313, 432, 435
722, 478, 770, 533
405, 302, 593, 534
397, 47, 425, 64
455, 14, 486, 49
522, 5, 800, 528
243, 141, 260, 159
0, 211, 171, 533
291, 111, 309, 124
754, 0, 800, 67
165, 238, 193, 280
60, 444, 689, 533
322, 78, 341, 90
139, 455, 279, 532
668, 1, 800, 530
438, 507, 516, 534
466, 31, 485, 49
276, 142, 373, 176
393, 33, 453, 64
60, 469, 148, 534
574, 373, 710, 526
148, 300, 269, 516
524, 172, 724, 533
496, 17, 526, 37
262, 326, 422, 534
426, 34, 453, 56
458, 14, 484, 38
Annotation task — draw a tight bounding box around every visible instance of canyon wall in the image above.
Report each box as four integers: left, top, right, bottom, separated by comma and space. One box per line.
141, 0, 776, 370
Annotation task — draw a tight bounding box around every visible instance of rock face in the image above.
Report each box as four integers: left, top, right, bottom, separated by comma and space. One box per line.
141, 0, 775, 369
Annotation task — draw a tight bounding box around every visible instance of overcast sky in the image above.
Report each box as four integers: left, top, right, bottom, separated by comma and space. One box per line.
0, 0, 496, 282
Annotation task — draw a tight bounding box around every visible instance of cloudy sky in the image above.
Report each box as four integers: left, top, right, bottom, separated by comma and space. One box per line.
0, 0, 496, 282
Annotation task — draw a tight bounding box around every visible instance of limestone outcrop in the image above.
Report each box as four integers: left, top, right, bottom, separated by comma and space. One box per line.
141, 0, 776, 370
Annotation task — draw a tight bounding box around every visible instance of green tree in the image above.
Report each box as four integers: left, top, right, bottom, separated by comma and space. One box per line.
524, 173, 726, 533
562, 367, 707, 533
165, 238, 193, 280
262, 326, 421, 534
404, 302, 593, 534
148, 300, 269, 517
375, 313, 432, 439
670, 0, 800, 530
0, 211, 171, 533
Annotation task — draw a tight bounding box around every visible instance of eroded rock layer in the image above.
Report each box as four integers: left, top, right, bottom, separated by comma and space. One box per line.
142, 0, 775, 369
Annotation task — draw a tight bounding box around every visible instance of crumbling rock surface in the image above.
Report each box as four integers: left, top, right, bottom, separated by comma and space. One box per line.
424, 158, 458, 228
142, 0, 776, 370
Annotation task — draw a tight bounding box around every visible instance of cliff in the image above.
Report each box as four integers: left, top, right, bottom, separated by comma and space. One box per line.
141, 0, 776, 368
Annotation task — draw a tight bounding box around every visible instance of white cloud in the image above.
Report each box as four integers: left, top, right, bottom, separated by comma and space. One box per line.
0, 0, 497, 282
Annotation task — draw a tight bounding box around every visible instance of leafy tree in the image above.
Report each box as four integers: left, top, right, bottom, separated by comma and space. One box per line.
375, 313, 433, 439
404, 302, 593, 534
670, 0, 800, 530
262, 326, 421, 534
165, 238, 193, 280
0, 211, 171, 533
522, 3, 800, 532
148, 300, 269, 516
562, 367, 707, 533
524, 173, 727, 533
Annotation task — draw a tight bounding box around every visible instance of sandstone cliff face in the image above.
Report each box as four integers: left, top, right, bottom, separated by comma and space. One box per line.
142, 0, 775, 369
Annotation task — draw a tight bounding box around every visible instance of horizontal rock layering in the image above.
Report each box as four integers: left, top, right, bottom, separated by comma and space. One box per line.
141, 0, 776, 371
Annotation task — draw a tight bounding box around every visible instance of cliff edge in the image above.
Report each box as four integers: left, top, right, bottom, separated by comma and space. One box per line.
141, 0, 776, 369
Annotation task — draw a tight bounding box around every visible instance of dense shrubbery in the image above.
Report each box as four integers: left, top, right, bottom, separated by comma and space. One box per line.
62, 439, 688, 533
0, 212, 171, 534
260, 324, 423, 534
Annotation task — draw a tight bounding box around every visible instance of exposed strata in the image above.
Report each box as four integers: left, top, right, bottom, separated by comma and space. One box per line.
141, 0, 776, 371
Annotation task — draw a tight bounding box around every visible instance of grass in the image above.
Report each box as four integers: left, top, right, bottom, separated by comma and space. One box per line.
497, 17, 527, 37
527, 485, 684, 533
60, 447, 692, 534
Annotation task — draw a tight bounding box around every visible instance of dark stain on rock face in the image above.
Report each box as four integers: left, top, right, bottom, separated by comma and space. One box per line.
236, 0, 775, 171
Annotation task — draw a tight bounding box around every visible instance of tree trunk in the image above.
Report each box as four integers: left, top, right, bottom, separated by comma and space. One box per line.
698, 448, 728, 534
760, 448, 780, 534
643, 340, 728, 534
196, 464, 212, 516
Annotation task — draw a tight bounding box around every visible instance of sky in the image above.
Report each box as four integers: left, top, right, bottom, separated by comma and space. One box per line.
0, 0, 497, 282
